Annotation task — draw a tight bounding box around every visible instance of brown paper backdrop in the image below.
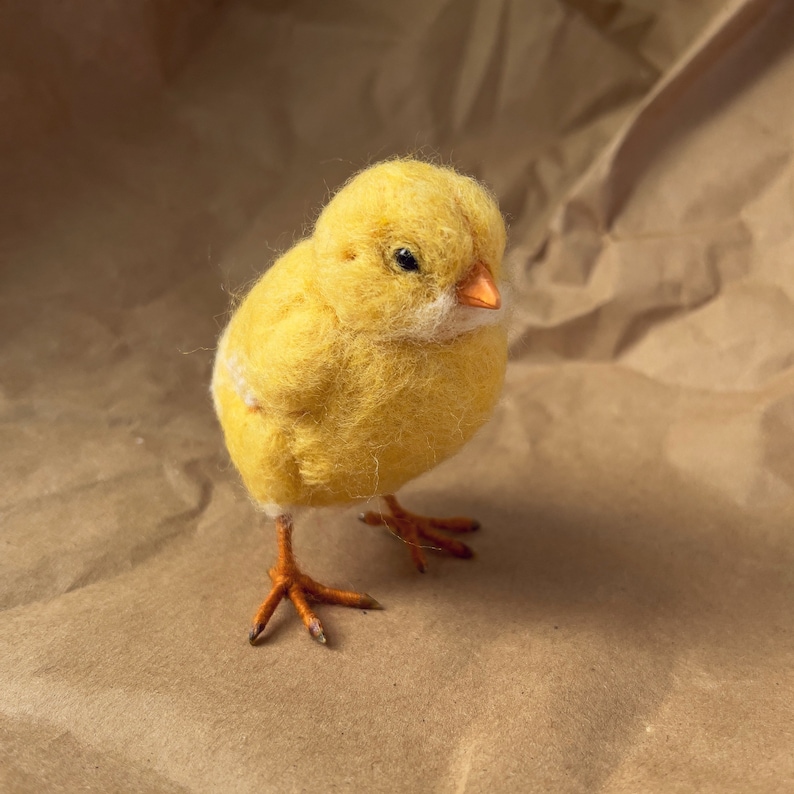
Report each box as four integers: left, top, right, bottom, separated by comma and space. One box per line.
2, 1, 793, 791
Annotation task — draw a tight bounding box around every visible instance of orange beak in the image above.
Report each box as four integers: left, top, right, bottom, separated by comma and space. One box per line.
455, 261, 501, 310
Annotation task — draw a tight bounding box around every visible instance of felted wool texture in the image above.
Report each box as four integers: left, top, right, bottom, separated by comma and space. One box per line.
212, 159, 508, 509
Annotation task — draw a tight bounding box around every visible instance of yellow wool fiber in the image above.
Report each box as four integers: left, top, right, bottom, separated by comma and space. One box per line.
212, 159, 508, 510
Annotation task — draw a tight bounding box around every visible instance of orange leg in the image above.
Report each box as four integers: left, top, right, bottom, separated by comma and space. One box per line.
359, 494, 480, 573
249, 514, 381, 645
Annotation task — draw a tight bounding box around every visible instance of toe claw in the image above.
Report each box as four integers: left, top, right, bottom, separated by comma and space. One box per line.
308, 619, 326, 644
361, 594, 383, 610
249, 623, 265, 645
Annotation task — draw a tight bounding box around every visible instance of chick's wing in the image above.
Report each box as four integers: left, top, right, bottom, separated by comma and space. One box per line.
216, 241, 341, 419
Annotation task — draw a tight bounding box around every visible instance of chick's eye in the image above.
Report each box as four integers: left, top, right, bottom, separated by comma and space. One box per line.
394, 248, 420, 273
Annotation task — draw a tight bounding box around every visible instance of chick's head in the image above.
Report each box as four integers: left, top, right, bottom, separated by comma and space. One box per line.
312, 159, 507, 341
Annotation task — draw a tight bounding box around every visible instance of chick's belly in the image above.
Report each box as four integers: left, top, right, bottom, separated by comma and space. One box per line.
294, 411, 468, 503
292, 329, 507, 504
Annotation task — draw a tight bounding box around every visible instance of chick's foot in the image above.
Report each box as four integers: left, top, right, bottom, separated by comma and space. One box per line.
359, 494, 479, 573
249, 514, 381, 645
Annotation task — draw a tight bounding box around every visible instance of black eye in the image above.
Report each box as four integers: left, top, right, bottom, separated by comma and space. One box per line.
394, 248, 420, 272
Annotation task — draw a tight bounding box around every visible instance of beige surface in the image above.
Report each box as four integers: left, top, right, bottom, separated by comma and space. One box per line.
2, 1, 793, 791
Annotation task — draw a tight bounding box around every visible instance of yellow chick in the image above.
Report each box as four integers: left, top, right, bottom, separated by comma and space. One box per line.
212, 159, 507, 644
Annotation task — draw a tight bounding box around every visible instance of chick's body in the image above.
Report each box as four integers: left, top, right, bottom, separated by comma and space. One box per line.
213, 160, 507, 512
212, 160, 508, 644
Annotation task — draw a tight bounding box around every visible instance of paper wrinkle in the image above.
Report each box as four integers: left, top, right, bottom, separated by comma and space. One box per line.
1, 458, 214, 613
522, 0, 776, 242
513, 0, 794, 379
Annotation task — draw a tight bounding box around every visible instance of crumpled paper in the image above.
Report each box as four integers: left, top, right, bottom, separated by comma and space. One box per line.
2, 1, 792, 792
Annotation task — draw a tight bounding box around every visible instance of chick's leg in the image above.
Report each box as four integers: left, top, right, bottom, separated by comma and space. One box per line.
359, 495, 479, 573
249, 514, 380, 645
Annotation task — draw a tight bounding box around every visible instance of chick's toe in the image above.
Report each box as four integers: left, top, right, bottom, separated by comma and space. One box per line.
249, 515, 381, 646
359, 494, 480, 573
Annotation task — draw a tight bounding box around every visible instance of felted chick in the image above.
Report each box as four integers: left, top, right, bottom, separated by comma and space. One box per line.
212, 159, 507, 644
